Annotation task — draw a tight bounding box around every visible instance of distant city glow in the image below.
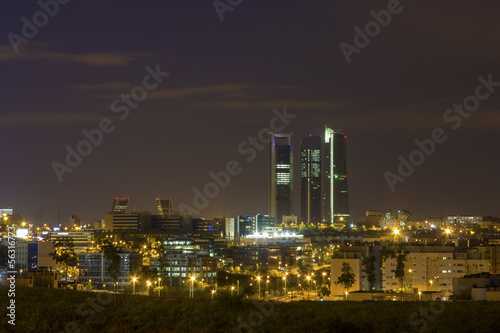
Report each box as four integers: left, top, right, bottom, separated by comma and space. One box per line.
246, 232, 303, 239
16, 229, 29, 238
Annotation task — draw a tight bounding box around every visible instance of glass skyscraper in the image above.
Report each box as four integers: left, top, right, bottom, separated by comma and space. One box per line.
322, 127, 350, 224
269, 133, 293, 224
301, 136, 322, 224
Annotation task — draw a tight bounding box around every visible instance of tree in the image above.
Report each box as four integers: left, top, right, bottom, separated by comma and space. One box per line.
319, 286, 331, 297
98, 239, 122, 286
0, 244, 8, 269
49, 236, 78, 289
394, 248, 410, 301
153, 240, 167, 287
335, 262, 356, 300
362, 256, 377, 300
363, 256, 376, 290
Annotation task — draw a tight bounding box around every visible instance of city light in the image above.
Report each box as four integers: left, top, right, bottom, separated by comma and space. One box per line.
246, 231, 304, 239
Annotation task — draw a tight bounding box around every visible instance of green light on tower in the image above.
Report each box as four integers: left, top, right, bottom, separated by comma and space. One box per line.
324, 126, 334, 143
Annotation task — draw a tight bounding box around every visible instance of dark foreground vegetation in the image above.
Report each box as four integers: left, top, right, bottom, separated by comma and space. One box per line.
1, 287, 500, 333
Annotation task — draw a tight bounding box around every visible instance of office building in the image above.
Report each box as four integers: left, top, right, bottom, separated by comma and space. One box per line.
322, 127, 349, 224
269, 133, 293, 224
77, 251, 142, 286
150, 238, 219, 286
0, 208, 13, 216
68, 215, 81, 229
156, 198, 174, 216
151, 215, 183, 231
301, 135, 322, 224
9, 240, 55, 273
111, 197, 130, 214
51, 230, 93, 253
231, 215, 276, 237
447, 215, 483, 228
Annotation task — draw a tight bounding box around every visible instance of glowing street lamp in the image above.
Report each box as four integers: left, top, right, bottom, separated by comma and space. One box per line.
211, 290, 216, 299
445, 229, 451, 243
307, 276, 311, 300
392, 228, 401, 243
231, 286, 235, 296
190, 276, 196, 298
283, 276, 287, 301
147, 281, 151, 295
418, 291, 422, 301
256, 276, 261, 299
132, 277, 137, 295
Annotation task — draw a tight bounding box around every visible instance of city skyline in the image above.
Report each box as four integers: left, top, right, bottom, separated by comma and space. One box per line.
2, 2, 500, 332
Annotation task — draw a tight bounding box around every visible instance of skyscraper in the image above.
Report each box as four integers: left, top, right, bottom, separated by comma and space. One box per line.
322, 127, 349, 224
301, 136, 322, 224
269, 133, 293, 224
111, 197, 129, 214
156, 197, 174, 217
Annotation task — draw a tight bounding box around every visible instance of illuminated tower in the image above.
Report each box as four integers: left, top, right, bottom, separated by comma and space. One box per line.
111, 197, 129, 214
156, 197, 174, 217
301, 136, 322, 225
322, 127, 349, 224
269, 133, 293, 224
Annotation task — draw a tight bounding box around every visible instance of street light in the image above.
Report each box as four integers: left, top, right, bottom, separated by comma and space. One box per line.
132, 277, 137, 295
307, 276, 311, 300
147, 281, 151, 295
231, 286, 235, 296
283, 276, 287, 301
393, 228, 399, 242
256, 276, 261, 300
418, 291, 422, 301
211, 290, 216, 299
191, 276, 196, 298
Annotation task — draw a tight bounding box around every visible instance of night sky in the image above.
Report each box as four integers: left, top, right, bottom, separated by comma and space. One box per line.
1, 0, 500, 225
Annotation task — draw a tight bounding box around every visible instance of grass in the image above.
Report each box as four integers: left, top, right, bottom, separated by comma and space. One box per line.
1, 287, 499, 332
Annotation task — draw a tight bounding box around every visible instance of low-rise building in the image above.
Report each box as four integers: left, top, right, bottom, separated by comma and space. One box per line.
453, 273, 500, 300
77, 251, 142, 286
